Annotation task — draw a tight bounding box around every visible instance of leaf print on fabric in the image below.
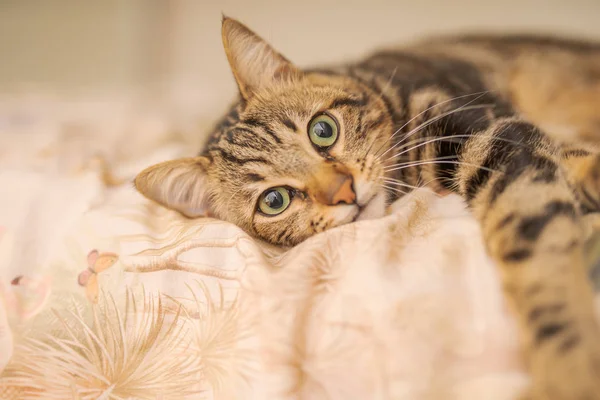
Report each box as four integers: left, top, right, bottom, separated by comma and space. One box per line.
122, 230, 249, 281
1, 290, 204, 400
185, 281, 240, 395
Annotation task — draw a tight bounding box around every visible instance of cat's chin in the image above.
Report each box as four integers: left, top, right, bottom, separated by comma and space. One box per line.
355, 191, 387, 222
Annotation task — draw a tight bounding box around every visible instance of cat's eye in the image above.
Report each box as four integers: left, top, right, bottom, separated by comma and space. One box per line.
258, 187, 291, 216
308, 113, 339, 148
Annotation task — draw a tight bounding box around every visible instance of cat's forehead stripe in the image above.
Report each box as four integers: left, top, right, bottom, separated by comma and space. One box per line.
212, 147, 271, 167
241, 116, 283, 144
281, 117, 298, 132
226, 127, 273, 151
245, 172, 265, 182
328, 94, 367, 109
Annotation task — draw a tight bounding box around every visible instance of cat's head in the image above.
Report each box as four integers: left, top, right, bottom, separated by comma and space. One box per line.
135, 17, 394, 246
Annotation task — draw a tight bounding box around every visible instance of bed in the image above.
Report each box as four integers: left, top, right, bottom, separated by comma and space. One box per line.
1, 92, 598, 400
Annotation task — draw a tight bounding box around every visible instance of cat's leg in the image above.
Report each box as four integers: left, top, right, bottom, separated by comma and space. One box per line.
455, 118, 600, 400
508, 49, 600, 145
508, 49, 600, 215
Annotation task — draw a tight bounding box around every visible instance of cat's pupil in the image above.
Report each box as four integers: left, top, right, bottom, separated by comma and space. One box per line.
313, 121, 333, 138
265, 190, 284, 209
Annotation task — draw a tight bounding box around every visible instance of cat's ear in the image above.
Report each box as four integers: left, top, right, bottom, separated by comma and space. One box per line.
222, 16, 300, 99
134, 157, 213, 218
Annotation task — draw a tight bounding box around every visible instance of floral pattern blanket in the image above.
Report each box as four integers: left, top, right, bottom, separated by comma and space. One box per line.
1, 94, 598, 400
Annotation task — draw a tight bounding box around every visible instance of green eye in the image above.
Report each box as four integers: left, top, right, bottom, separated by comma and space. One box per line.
258, 187, 291, 215
308, 114, 338, 148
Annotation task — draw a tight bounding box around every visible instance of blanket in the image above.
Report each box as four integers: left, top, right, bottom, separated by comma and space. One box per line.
2, 92, 595, 400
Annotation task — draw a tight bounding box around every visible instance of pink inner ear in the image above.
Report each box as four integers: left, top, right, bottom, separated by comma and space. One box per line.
87, 250, 99, 268
78, 270, 92, 286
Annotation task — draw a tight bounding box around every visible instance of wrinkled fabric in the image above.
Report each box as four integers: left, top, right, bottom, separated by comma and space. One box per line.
0, 93, 569, 400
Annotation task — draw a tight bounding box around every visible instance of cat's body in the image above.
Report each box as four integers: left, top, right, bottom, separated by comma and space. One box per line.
136, 18, 600, 399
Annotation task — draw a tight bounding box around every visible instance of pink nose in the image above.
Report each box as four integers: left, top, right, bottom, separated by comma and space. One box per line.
310, 163, 356, 205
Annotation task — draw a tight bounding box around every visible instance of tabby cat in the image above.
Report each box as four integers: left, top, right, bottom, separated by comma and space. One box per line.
135, 17, 600, 399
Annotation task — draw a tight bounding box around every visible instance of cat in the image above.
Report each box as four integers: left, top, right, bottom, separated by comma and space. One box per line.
135, 17, 600, 399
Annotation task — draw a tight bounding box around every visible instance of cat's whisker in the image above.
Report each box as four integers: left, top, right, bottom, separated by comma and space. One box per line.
377, 67, 398, 100
383, 175, 440, 187
364, 131, 382, 158
376, 104, 492, 164
389, 134, 470, 154
386, 134, 474, 164
379, 178, 423, 191
385, 160, 499, 174
373, 91, 488, 157
377, 102, 494, 162
383, 155, 459, 169
379, 184, 410, 196
373, 90, 491, 158
380, 176, 446, 198
384, 133, 532, 163
382, 135, 469, 165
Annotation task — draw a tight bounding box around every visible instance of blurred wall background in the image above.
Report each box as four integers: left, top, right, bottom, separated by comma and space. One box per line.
2, 0, 600, 114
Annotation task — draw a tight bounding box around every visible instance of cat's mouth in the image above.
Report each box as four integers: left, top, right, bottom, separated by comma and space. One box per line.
351, 191, 386, 222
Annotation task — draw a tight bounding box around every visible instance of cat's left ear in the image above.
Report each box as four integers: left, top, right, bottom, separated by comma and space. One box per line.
222, 16, 301, 99
134, 157, 214, 218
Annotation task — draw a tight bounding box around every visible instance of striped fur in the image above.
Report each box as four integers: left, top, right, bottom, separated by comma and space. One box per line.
135, 17, 600, 399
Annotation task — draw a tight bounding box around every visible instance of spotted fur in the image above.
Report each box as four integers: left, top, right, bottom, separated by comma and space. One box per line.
136, 17, 600, 399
